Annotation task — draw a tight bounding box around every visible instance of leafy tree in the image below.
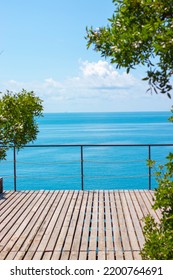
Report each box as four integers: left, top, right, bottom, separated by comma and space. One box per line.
0, 89, 43, 160
86, 0, 173, 259
86, 0, 173, 97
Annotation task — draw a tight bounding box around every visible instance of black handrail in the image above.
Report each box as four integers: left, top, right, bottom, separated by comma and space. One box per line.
1, 143, 173, 191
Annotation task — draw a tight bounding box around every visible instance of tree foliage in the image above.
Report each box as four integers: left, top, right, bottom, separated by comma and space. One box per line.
86, 0, 173, 260
0, 89, 43, 160
141, 155, 173, 259
86, 0, 173, 97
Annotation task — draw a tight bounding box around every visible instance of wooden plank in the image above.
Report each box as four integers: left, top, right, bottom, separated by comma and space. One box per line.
107, 251, 115, 260
1, 191, 47, 252
37, 191, 72, 252
115, 251, 124, 260
124, 251, 133, 260
42, 252, 52, 260
109, 191, 122, 252
10, 192, 53, 252
0, 191, 43, 251
88, 191, 98, 252
88, 251, 96, 260
71, 191, 88, 253
53, 191, 78, 251
32, 251, 43, 260
104, 191, 114, 252
135, 191, 150, 217
80, 191, 93, 252
4, 251, 17, 260
51, 251, 61, 260
0, 251, 10, 260
146, 190, 155, 202
79, 251, 87, 260
0, 191, 16, 201
0, 191, 35, 232
69, 251, 78, 260
14, 251, 25, 260
125, 191, 145, 249
60, 251, 69, 260
63, 191, 83, 252
0, 191, 13, 205
28, 191, 64, 252
114, 191, 131, 251
133, 251, 142, 260
130, 191, 145, 227
139, 191, 160, 223
120, 191, 140, 251
97, 191, 105, 252
0, 191, 22, 209
144, 190, 162, 220
0, 191, 28, 218
0, 191, 36, 230
15, 191, 59, 253
23, 251, 35, 260
97, 251, 105, 260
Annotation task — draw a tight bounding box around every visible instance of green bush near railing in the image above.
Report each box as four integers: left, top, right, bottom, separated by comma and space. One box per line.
141, 153, 173, 260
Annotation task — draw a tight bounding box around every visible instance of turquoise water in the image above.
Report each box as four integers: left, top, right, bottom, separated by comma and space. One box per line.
1, 111, 173, 190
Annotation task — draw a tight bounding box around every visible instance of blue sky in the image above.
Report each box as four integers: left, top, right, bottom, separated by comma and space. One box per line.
0, 0, 172, 112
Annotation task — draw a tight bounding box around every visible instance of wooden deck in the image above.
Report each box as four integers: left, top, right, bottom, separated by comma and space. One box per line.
0, 190, 161, 260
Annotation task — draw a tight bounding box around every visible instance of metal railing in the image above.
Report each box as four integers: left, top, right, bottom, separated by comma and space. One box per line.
1, 143, 173, 191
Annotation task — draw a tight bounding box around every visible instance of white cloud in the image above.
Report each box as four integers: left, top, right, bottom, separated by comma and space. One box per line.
77, 60, 136, 90
44, 78, 62, 88
82, 60, 113, 77
1, 60, 172, 112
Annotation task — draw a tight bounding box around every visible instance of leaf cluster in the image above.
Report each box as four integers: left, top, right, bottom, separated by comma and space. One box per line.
141, 153, 173, 259
0, 89, 43, 160
86, 0, 173, 97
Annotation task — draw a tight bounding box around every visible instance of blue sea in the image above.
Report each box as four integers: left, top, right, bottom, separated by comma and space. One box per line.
1, 111, 173, 191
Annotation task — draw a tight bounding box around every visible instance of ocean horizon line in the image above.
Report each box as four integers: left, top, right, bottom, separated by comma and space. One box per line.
42, 110, 171, 114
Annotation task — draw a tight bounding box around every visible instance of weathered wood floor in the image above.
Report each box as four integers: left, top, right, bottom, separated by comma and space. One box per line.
0, 190, 161, 260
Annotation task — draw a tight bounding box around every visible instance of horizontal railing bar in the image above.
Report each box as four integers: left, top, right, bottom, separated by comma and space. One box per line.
1, 143, 173, 148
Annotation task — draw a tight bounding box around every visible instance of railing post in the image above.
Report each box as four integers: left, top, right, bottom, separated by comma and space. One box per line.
80, 145, 84, 190
148, 145, 151, 190
0, 177, 3, 193
13, 146, 17, 191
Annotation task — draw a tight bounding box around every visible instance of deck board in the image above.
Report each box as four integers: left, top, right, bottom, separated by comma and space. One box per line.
104, 191, 114, 253
98, 191, 106, 253
0, 190, 160, 260
120, 191, 140, 251
2, 191, 46, 253
114, 191, 131, 252
124, 191, 145, 249
88, 191, 98, 253
63, 191, 83, 252
54, 191, 78, 253
80, 191, 93, 253
43, 191, 70, 252
71, 191, 88, 254
12, 191, 57, 253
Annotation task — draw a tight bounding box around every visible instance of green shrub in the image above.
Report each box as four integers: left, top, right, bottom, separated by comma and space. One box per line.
141, 153, 173, 259
0, 90, 43, 160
